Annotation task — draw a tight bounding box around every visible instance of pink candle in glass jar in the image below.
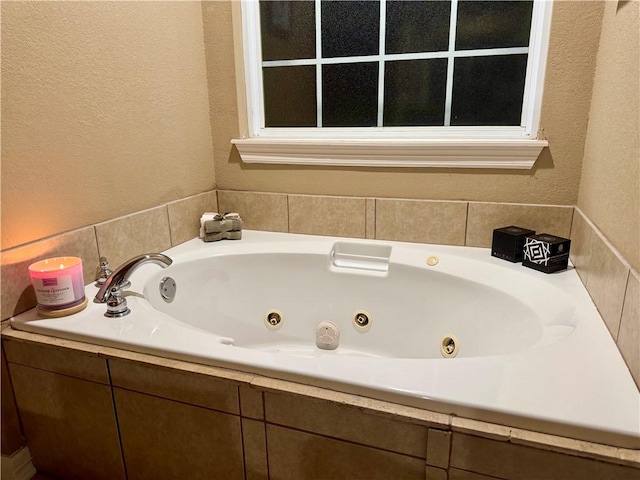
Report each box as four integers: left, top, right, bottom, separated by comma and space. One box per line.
28, 257, 85, 311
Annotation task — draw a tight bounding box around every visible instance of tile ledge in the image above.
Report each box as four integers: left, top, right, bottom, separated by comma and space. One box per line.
452, 415, 639, 467
251, 375, 450, 428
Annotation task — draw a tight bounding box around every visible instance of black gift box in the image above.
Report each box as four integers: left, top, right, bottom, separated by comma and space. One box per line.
491, 226, 536, 263
522, 233, 571, 273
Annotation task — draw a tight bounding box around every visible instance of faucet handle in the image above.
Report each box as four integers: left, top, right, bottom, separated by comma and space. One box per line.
95, 257, 113, 286
105, 287, 130, 318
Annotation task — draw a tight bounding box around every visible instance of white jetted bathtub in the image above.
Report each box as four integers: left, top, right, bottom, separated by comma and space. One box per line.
11, 231, 640, 448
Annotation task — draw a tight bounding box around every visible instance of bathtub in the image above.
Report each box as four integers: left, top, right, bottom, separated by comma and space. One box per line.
10, 231, 640, 448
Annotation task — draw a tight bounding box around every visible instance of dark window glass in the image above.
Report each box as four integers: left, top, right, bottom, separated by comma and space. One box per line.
386, 1, 451, 54
260, 1, 316, 61
384, 59, 448, 126
323, 63, 378, 127
450, 54, 528, 126
456, 1, 533, 50
263, 66, 317, 127
321, 1, 380, 58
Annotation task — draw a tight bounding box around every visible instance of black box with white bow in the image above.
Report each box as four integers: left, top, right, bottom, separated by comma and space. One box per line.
523, 233, 571, 273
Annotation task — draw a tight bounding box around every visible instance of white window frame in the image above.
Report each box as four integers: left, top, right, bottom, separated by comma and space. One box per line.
232, 0, 552, 169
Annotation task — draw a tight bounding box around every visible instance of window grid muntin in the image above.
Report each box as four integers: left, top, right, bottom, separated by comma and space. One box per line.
314, 0, 322, 126
376, 0, 388, 127
444, 0, 459, 126
245, 0, 550, 139
260, 0, 532, 129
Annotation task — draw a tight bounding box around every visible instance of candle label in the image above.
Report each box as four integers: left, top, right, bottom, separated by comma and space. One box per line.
33, 275, 75, 306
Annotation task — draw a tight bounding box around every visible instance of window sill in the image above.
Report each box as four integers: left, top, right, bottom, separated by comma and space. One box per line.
231, 137, 548, 169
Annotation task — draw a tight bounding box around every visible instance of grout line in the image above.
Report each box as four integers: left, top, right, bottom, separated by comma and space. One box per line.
93, 225, 103, 261
265, 420, 427, 461
373, 198, 378, 239
107, 360, 130, 480
568, 205, 576, 239
463, 202, 470, 246
164, 204, 174, 247
373, 198, 377, 240
263, 421, 271, 480
286, 195, 291, 233
450, 467, 505, 480
2, 348, 28, 451
112, 383, 241, 417
263, 393, 271, 479
6, 358, 109, 387
364, 198, 368, 239
615, 269, 631, 343
447, 428, 453, 469
239, 400, 248, 480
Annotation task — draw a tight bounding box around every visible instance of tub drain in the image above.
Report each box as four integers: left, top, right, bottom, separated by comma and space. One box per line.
440, 334, 459, 358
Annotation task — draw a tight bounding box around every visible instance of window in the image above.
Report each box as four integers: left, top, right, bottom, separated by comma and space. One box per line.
233, 0, 552, 168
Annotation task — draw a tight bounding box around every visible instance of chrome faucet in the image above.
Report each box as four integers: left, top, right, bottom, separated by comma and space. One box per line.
94, 253, 172, 317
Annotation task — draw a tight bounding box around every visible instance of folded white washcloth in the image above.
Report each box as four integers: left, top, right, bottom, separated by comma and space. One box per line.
199, 212, 220, 238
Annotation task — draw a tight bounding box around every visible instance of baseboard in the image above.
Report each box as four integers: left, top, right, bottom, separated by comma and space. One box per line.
1, 447, 36, 480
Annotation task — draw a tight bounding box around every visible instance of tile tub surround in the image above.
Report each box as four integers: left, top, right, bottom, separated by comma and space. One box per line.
217, 190, 575, 248
3, 190, 577, 322
2, 330, 639, 480
0, 190, 218, 321
570, 207, 640, 388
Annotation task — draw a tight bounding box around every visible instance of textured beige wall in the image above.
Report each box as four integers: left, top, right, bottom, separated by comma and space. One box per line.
1, 1, 215, 250
206, 1, 604, 205
578, 1, 639, 272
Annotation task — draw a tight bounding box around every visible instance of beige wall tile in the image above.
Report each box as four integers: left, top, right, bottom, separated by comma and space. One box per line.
264, 391, 427, 458
167, 190, 218, 246
570, 209, 594, 285
617, 271, 640, 388
114, 388, 244, 480
242, 419, 268, 480
288, 194, 366, 238
9, 364, 125, 480
109, 358, 239, 414
1, 349, 25, 456
586, 233, 630, 339
466, 203, 574, 248
266, 424, 425, 480
217, 190, 288, 232
95, 206, 172, 268
450, 433, 637, 480
366, 198, 376, 239
427, 429, 451, 468
240, 384, 264, 420
376, 199, 467, 246
425, 466, 448, 480
4, 339, 109, 384
1, 227, 99, 320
